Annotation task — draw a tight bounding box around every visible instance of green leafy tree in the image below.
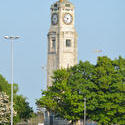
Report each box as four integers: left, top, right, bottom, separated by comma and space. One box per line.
37, 56, 125, 125
14, 95, 33, 123
0, 75, 18, 98
37, 62, 95, 124
0, 74, 33, 124
87, 56, 125, 124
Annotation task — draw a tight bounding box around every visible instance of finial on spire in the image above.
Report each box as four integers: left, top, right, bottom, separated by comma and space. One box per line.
60, 0, 64, 2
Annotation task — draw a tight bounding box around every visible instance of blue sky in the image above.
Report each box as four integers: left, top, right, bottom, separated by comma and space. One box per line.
0, 0, 125, 111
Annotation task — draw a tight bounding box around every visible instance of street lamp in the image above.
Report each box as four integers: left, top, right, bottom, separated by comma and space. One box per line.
4, 36, 20, 125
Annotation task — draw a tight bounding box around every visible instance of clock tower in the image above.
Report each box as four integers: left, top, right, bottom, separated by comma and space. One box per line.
47, 0, 77, 87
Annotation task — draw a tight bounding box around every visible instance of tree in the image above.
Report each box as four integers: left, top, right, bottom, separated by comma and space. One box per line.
0, 74, 18, 99
0, 74, 33, 124
0, 92, 10, 124
37, 62, 95, 124
14, 95, 33, 123
87, 56, 125, 124
0, 92, 16, 125
37, 56, 125, 125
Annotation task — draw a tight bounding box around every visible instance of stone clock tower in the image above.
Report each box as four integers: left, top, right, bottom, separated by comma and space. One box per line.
47, 0, 77, 87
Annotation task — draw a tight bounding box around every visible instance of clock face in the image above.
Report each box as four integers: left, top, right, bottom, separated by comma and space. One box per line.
63, 13, 73, 25
52, 13, 58, 25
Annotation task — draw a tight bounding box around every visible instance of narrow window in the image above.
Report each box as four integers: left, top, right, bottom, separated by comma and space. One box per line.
51, 38, 56, 48
66, 39, 71, 47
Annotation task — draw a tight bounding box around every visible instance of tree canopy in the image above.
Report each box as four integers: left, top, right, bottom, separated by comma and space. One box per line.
0, 74, 33, 124
14, 95, 33, 123
37, 56, 125, 125
0, 74, 18, 98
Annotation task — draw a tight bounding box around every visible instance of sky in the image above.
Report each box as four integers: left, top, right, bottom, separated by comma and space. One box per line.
0, 0, 125, 111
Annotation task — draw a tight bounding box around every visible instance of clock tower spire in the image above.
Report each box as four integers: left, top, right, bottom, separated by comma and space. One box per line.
60, 0, 63, 2
60, 0, 68, 2
47, 0, 78, 87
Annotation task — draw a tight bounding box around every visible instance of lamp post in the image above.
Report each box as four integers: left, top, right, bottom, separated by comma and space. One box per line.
41, 66, 48, 124
4, 36, 20, 125
41, 65, 47, 90
84, 97, 86, 125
